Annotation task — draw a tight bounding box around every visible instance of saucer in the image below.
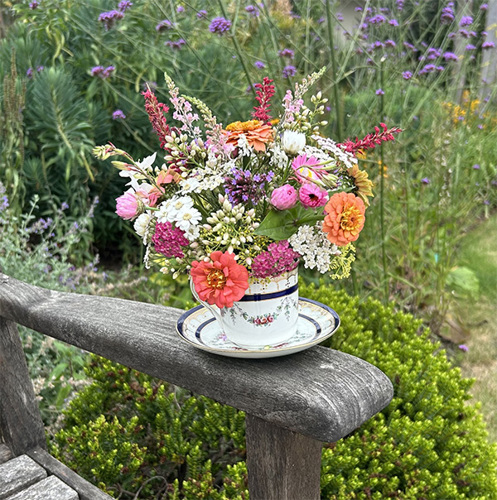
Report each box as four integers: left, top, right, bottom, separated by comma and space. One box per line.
176, 298, 340, 359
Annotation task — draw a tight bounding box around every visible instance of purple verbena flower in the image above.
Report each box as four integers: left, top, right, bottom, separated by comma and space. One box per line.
112, 109, 126, 120
98, 10, 124, 30
209, 16, 231, 34
458, 344, 469, 352
443, 51, 458, 61
245, 5, 260, 17
165, 39, 186, 49
465, 44, 476, 51
480, 3, 488, 10
26, 67, 34, 79
118, 0, 132, 12
421, 177, 430, 184
427, 47, 441, 60
197, 10, 208, 19
254, 60, 266, 69
0, 195, 9, 212
176, 5, 184, 13
385, 39, 396, 48
282, 65, 297, 78
419, 63, 436, 75
371, 41, 384, 50
376, 88, 385, 95
440, 2, 455, 24
402, 71, 412, 80
61, 201, 69, 211
336, 12, 344, 21
389, 19, 399, 26
369, 14, 386, 24
459, 15, 473, 27
36, 65, 44, 72
483, 41, 495, 49
156, 19, 174, 31
29, 1, 39, 9
278, 48, 295, 59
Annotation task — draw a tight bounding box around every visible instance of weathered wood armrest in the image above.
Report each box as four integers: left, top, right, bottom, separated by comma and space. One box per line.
0, 273, 393, 499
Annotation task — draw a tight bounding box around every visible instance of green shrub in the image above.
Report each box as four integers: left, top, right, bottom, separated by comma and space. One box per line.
50, 283, 497, 498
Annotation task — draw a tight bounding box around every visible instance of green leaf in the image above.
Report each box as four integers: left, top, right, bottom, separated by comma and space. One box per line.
255, 206, 323, 240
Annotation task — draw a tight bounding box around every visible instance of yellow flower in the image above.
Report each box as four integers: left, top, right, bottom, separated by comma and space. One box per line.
347, 164, 374, 206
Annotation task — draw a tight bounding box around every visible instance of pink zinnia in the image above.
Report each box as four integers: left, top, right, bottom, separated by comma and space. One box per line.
152, 222, 189, 258
299, 183, 328, 208
292, 154, 326, 183
116, 192, 142, 220
271, 184, 298, 210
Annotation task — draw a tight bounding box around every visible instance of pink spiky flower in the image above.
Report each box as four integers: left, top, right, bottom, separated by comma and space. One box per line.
252, 77, 275, 123
338, 123, 402, 155
142, 87, 170, 149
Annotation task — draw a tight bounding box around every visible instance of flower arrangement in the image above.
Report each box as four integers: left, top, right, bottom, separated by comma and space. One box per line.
94, 69, 400, 308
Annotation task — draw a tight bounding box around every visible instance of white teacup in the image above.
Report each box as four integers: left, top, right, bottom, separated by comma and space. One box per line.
191, 268, 299, 348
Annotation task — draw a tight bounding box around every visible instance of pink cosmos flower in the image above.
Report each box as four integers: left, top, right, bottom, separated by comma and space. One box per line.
271, 184, 298, 210
299, 183, 328, 208
116, 192, 142, 220
292, 154, 326, 183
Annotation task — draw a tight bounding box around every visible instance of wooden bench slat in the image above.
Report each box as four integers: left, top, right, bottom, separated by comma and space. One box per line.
0, 455, 46, 499
27, 447, 113, 500
0, 273, 393, 443
5, 475, 78, 500
0, 445, 12, 465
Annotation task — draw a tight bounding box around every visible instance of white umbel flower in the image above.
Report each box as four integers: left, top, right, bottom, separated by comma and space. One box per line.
133, 211, 153, 243
281, 130, 306, 155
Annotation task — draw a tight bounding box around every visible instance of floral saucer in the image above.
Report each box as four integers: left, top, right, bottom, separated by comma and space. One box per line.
176, 298, 340, 359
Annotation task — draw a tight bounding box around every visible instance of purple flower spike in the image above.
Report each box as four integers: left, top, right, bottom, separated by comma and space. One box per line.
112, 109, 126, 120
98, 10, 124, 30
459, 15, 473, 27
254, 60, 266, 69
282, 65, 297, 78
402, 71, 412, 80
376, 88, 385, 95
209, 16, 231, 34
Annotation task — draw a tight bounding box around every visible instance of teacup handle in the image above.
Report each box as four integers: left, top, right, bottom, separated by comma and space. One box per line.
190, 278, 224, 325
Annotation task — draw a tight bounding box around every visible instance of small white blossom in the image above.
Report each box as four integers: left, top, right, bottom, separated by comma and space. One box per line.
281, 130, 306, 155
133, 211, 153, 243
289, 223, 340, 274
237, 134, 253, 157
175, 206, 202, 232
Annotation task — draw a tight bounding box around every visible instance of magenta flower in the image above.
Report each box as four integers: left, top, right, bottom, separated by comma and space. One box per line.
116, 192, 142, 220
292, 154, 324, 183
299, 183, 328, 209
251, 241, 300, 279
271, 184, 298, 210
152, 222, 189, 258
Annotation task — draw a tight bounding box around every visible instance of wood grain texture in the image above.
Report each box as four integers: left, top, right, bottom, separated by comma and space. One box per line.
26, 448, 113, 500
0, 455, 46, 499
0, 317, 47, 456
246, 414, 322, 500
0, 273, 393, 443
0, 444, 12, 465
6, 475, 78, 500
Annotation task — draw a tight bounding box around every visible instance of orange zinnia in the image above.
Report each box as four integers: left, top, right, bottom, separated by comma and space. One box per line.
224, 120, 273, 152
322, 192, 366, 246
190, 251, 249, 308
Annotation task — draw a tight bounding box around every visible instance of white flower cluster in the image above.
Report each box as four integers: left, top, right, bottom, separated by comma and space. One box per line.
289, 223, 341, 274
133, 211, 153, 243
312, 135, 357, 170
268, 142, 289, 169
157, 195, 201, 239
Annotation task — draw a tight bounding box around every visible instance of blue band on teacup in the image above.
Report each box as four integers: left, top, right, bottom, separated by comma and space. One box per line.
239, 283, 299, 302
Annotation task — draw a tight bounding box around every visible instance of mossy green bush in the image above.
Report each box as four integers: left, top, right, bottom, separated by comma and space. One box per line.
50, 284, 497, 499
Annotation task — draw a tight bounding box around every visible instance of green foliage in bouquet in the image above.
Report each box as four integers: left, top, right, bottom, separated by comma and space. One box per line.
51, 284, 497, 499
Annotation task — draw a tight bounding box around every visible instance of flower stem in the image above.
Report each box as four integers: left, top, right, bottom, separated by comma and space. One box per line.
379, 60, 388, 303
217, 0, 256, 100
325, 0, 342, 141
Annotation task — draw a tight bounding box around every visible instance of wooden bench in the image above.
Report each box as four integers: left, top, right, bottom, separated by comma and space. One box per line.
0, 272, 394, 499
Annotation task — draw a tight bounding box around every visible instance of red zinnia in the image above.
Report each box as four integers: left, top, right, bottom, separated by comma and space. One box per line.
190, 251, 249, 308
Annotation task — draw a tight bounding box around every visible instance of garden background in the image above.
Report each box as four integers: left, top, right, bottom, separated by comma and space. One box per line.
1, 0, 497, 498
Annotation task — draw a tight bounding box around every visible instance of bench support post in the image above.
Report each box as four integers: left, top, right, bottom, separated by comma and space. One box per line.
0, 317, 46, 455
245, 414, 322, 500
